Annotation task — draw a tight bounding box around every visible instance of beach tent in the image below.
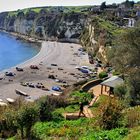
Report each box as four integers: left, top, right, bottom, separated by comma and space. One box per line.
80, 69, 89, 74
100, 76, 124, 95
52, 86, 61, 92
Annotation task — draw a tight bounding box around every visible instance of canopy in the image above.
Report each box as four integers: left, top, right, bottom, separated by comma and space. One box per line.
101, 76, 124, 88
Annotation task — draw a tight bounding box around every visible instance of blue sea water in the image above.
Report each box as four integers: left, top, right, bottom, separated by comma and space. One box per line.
0, 32, 39, 71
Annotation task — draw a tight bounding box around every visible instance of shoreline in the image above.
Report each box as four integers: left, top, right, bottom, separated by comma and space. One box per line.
0, 32, 90, 103
0, 29, 42, 43
0, 31, 43, 75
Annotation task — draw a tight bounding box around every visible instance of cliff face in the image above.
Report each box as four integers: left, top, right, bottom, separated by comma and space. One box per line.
0, 10, 87, 43
0, 8, 122, 62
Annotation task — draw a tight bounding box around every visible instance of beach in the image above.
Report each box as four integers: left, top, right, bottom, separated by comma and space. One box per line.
0, 41, 90, 103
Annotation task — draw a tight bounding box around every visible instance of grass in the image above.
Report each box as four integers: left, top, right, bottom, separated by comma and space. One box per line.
32, 119, 128, 140
32, 118, 95, 139
123, 127, 140, 140
90, 95, 111, 117
53, 104, 79, 114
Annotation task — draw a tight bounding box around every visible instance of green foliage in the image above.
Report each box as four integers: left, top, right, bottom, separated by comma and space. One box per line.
127, 71, 140, 106
16, 103, 38, 138
123, 106, 140, 128
114, 84, 127, 99
81, 128, 128, 140
36, 95, 67, 121
100, 2, 107, 10
123, 126, 140, 140
99, 71, 108, 79
32, 118, 95, 139
98, 98, 124, 130
108, 27, 140, 74
70, 91, 93, 105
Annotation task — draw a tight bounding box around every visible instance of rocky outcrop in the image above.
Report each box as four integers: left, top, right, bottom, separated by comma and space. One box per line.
0, 8, 120, 62
0, 10, 87, 43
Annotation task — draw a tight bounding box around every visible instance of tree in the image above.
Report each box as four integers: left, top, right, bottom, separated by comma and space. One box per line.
99, 98, 123, 130
127, 71, 140, 106
16, 104, 38, 139
124, 0, 135, 8
107, 27, 140, 106
108, 27, 140, 75
114, 84, 127, 99
100, 2, 107, 11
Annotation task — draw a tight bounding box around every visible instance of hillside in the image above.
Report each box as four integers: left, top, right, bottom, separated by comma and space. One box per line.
0, 6, 125, 62
0, 3, 140, 140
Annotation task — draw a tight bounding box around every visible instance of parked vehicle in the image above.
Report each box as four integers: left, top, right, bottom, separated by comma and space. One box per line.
30, 65, 39, 69
5, 72, 15, 76
16, 67, 23, 71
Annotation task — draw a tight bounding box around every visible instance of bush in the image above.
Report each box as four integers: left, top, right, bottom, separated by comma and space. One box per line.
16, 103, 39, 139
70, 91, 93, 105
36, 95, 67, 121
99, 71, 108, 79
51, 111, 64, 122
114, 84, 127, 99
98, 98, 124, 130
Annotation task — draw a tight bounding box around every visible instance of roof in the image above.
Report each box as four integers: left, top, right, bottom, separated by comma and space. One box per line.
101, 76, 124, 88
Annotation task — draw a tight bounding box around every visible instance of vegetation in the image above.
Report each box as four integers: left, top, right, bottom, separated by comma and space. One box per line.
0, 1, 140, 139
99, 71, 108, 79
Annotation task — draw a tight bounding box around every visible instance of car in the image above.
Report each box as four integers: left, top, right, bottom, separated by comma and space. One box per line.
52, 86, 62, 92
81, 66, 89, 70
30, 65, 39, 69
28, 83, 35, 88
48, 74, 56, 79
16, 67, 23, 71
51, 64, 58, 66
5, 72, 15, 76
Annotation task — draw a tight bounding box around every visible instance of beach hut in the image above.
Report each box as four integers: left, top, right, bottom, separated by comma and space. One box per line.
100, 76, 124, 95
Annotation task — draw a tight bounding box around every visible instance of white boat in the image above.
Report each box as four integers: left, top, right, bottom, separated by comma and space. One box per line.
6, 98, 15, 103
52, 93, 60, 96
15, 89, 28, 96
0, 102, 7, 106
0, 99, 3, 102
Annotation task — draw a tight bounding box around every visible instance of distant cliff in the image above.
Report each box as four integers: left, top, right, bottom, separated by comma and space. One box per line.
0, 7, 123, 62
0, 9, 87, 43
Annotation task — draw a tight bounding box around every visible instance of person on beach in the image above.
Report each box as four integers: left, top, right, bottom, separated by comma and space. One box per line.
78, 102, 85, 117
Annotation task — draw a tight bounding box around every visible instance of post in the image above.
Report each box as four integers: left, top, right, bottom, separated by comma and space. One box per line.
101, 85, 103, 94
105, 86, 107, 92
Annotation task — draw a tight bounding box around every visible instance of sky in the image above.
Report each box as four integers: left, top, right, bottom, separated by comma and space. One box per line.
0, 0, 139, 12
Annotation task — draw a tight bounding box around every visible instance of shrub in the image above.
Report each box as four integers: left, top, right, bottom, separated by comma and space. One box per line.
114, 84, 127, 99
37, 95, 67, 122
99, 71, 108, 79
98, 98, 124, 130
16, 103, 39, 139
70, 91, 93, 105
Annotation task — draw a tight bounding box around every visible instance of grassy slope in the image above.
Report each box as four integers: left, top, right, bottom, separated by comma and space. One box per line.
32, 95, 128, 140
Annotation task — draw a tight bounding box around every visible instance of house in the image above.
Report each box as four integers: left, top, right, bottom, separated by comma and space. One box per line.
100, 76, 124, 95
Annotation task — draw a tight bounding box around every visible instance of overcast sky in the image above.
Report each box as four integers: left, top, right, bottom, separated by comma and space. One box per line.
0, 0, 139, 12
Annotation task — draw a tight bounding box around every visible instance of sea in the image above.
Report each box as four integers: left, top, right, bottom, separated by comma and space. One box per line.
0, 32, 39, 71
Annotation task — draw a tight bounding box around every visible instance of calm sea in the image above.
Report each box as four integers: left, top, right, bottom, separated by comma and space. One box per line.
0, 32, 39, 71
